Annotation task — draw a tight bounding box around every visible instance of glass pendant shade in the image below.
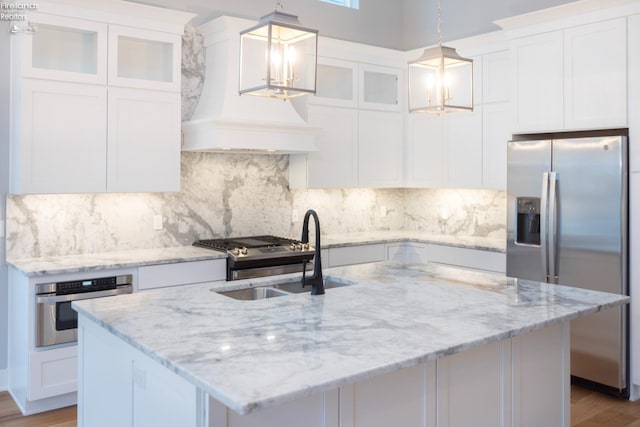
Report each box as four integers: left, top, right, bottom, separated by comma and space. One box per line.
408, 45, 473, 114
239, 10, 318, 99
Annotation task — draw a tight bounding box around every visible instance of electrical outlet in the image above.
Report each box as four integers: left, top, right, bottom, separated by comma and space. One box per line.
292, 209, 299, 223
153, 215, 163, 230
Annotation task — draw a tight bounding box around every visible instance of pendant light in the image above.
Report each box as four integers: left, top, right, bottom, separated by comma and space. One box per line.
239, 2, 318, 100
408, 0, 473, 114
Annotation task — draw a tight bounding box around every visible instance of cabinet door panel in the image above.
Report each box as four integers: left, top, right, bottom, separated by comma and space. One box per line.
630, 14, 640, 173
306, 106, 358, 188
358, 111, 403, 187
107, 88, 181, 192
406, 114, 445, 187
511, 31, 564, 132
108, 25, 181, 92
358, 64, 401, 112
564, 18, 627, 130
21, 12, 107, 84
16, 80, 107, 193
482, 103, 511, 190
482, 50, 510, 104
447, 109, 483, 188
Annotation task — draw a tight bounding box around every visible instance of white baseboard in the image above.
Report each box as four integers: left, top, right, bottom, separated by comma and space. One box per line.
0, 368, 7, 392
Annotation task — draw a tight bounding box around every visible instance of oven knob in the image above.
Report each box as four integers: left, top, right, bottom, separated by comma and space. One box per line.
231, 248, 240, 256
240, 247, 248, 255
296, 243, 303, 251
290, 243, 296, 250
302, 243, 310, 250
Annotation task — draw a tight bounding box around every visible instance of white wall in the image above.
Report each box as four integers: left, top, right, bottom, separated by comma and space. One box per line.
133, 0, 577, 50
0, 23, 10, 377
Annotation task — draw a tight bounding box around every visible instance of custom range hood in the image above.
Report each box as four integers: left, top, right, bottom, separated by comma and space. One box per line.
182, 16, 318, 153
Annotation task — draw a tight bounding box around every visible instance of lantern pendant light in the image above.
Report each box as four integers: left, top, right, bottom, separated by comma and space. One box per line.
408, 0, 473, 114
239, 2, 318, 100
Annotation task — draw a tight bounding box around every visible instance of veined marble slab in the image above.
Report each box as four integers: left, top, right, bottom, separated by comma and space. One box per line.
7, 245, 224, 276
73, 262, 627, 415
6, 232, 504, 276
322, 231, 505, 252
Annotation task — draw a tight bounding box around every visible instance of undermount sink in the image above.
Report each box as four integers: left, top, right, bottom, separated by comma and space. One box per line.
216, 287, 288, 301
214, 280, 355, 301
273, 280, 353, 294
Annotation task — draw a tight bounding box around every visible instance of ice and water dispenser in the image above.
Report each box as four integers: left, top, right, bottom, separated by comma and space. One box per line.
516, 197, 541, 245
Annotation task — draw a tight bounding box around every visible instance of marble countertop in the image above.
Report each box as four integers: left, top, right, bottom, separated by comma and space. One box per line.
7, 231, 505, 276
6, 245, 226, 276
72, 262, 627, 415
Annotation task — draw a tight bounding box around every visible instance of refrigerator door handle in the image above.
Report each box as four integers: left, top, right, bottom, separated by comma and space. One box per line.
541, 172, 549, 282
548, 171, 558, 283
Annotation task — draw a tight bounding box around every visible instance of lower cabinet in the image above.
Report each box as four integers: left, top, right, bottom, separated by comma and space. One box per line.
137, 259, 226, 290
327, 244, 386, 267
78, 317, 200, 427
385, 242, 506, 273
79, 314, 569, 427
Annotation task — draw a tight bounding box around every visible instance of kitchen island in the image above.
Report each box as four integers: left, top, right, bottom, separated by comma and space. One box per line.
72, 262, 627, 427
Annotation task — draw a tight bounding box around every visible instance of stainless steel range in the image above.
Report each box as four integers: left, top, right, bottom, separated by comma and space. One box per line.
193, 235, 315, 280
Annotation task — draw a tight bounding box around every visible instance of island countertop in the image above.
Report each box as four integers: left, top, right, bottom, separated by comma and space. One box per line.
72, 262, 627, 415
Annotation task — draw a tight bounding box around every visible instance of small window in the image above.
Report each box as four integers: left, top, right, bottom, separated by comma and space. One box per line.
320, 0, 359, 9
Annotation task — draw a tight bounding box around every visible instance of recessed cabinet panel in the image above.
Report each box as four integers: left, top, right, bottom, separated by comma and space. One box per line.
447, 109, 483, 189
308, 57, 357, 108
107, 88, 181, 192
117, 36, 173, 82
358, 111, 403, 187
511, 31, 564, 132
21, 13, 107, 84
482, 50, 510, 103
358, 64, 401, 111
15, 80, 107, 194
482, 103, 511, 190
564, 18, 627, 130
305, 106, 359, 188
108, 25, 180, 91
406, 114, 445, 187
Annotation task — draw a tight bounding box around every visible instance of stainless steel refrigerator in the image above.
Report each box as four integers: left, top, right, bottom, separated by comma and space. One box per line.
506, 130, 628, 396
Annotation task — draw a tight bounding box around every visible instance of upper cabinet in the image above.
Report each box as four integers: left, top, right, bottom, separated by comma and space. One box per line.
21, 14, 108, 84
405, 46, 511, 190
108, 25, 181, 92
511, 17, 627, 133
291, 48, 404, 189
8, 3, 193, 194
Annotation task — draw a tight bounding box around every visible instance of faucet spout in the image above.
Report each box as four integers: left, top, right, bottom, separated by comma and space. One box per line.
301, 209, 324, 295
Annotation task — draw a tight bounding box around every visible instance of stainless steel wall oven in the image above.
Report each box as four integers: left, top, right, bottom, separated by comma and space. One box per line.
35, 274, 133, 347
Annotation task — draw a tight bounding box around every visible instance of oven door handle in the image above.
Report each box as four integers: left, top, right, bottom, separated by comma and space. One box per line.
36, 285, 133, 304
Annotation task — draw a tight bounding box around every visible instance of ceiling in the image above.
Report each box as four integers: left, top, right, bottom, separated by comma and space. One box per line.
126, 0, 579, 50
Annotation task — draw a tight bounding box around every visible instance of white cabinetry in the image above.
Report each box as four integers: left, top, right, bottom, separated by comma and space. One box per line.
78, 317, 199, 427
8, 4, 191, 194
290, 53, 403, 189
79, 312, 570, 427
137, 259, 226, 291
406, 109, 484, 189
511, 18, 627, 133
8, 266, 137, 415
14, 79, 107, 193
405, 48, 510, 190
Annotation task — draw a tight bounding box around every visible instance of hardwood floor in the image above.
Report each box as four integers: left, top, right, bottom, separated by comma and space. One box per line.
2, 385, 640, 426
0, 392, 75, 427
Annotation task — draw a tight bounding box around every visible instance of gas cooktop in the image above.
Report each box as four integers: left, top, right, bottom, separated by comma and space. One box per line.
193, 235, 314, 262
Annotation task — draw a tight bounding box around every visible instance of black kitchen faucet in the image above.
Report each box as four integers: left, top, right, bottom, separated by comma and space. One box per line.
301, 209, 325, 295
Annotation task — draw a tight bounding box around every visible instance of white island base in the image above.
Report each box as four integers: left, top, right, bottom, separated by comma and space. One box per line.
78, 315, 569, 427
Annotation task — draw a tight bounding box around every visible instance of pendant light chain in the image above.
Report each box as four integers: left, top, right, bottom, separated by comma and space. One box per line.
437, 0, 442, 46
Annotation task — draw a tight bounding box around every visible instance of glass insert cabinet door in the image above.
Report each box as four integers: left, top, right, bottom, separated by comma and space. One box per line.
108, 25, 181, 91
20, 12, 108, 84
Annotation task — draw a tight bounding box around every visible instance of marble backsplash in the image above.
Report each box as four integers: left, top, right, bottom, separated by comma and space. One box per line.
6, 153, 505, 259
